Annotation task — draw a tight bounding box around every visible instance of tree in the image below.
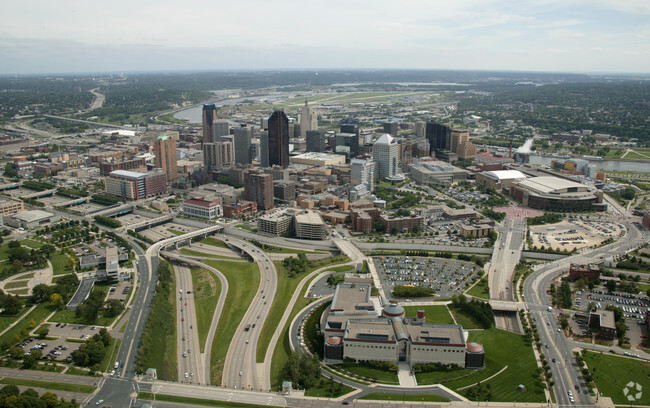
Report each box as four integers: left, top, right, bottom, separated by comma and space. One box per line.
49, 293, 64, 310
2, 295, 22, 315
9, 347, 24, 360
0, 384, 20, 398
606, 279, 617, 293
37, 326, 49, 339
103, 299, 124, 318
3, 162, 17, 178
31, 284, 51, 304
23, 349, 42, 368
40, 392, 58, 408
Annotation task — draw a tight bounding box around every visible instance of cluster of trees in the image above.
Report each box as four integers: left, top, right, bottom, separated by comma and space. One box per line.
556, 281, 573, 309
90, 194, 122, 206
0, 384, 78, 408
282, 253, 309, 278
3, 163, 17, 178
481, 208, 505, 222
70, 328, 113, 370
413, 362, 461, 372
1, 241, 56, 279
527, 213, 562, 225
392, 285, 435, 298
0, 290, 22, 315
21, 181, 53, 192
93, 216, 121, 229
372, 186, 423, 209
617, 256, 650, 272
280, 352, 322, 389
31, 274, 80, 309
42, 116, 91, 134
127, 229, 154, 245
450, 294, 494, 329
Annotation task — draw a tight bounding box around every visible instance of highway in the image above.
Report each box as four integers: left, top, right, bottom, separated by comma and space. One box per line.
524, 218, 646, 406
489, 217, 526, 301
175, 263, 203, 384
219, 235, 278, 391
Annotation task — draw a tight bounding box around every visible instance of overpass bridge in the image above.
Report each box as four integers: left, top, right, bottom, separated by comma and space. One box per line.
43, 114, 125, 129
56, 196, 90, 208
20, 189, 56, 199
489, 300, 526, 312
91, 203, 135, 218
157, 224, 225, 252
126, 214, 173, 232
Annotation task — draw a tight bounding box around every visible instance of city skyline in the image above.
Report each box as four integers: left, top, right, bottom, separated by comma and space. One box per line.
1, 0, 649, 75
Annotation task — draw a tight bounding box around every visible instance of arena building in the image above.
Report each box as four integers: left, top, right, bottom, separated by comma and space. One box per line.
322, 283, 484, 369
510, 176, 605, 211
475, 170, 527, 192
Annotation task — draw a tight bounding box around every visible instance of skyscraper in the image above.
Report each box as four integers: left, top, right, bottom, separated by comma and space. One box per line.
259, 131, 269, 167
350, 158, 376, 191
203, 141, 234, 171
244, 169, 274, 210
426, 121, 451, 154
154, 135, 178, 183
300, 100, 317, 138
335, 132, 359, 159
233, 125, 252, 165
267, 109, 290, 168
450, 129, 470, 153
213, 120, 230, 141
202, 104, 217, 143
306, 130, 327, 152
373, 134, 399, 180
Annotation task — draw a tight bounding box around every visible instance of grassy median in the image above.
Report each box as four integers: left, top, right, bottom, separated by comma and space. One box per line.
206, 259, 259, 385
360, 393, 450, 402
191, 267, 221, 352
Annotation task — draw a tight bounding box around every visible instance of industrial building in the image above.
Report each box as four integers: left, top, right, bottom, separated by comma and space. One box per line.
4, 210, 61, 229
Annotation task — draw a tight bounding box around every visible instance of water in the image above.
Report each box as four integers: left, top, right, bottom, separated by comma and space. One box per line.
527, 155, 650, 173
174, 93, 301, 123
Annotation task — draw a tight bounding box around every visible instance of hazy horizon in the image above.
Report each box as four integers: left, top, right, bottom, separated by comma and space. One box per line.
2, 0, 649, 75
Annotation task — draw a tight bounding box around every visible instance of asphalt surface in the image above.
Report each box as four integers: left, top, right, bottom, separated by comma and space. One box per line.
175, 263, 202, 384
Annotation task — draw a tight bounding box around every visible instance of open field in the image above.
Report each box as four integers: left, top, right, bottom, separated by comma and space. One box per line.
448, 305, 483, 329
191, 267, 221, 352
50, 251, 74, 275
583, 351, 650, 405
205, 259, 259, 384
466, 279, 490, 299
403, 305, 455, 325
416, 328, 545, 402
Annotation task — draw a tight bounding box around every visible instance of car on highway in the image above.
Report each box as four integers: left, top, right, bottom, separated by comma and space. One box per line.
185, 372, 188, 378
95, 400, 103, 406
239, 371, 243, 376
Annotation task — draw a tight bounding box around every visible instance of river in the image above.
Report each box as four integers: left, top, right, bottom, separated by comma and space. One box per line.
527, 155, 650, 173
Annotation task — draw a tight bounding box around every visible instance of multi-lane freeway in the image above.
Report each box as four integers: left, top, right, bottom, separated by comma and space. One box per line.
175, 263, 202, 384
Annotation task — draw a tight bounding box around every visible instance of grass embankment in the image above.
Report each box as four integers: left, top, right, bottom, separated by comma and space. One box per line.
138, 392, 279, 407
334, 362, 399, 384
50, 252, 74, 276
180, 248, 240, 260
416, 328, 545, 403
256, 256, 349, 363
235, 224, 257, 232
167, 228, 184, 235
191, 267, 221, 352
135, 260, 177, 381
199, 237, 229, 248
325, 264, 356, 273
102, 338, 121, 373
0, 303, 52, 347
465, 278, 490, 299
583, 351, 650, 405
403, 305, 455, 324
448, 305, 484, 329
0, 299, 30, 332
0, 378, 96, 394
360, 393, 450, 402
206, 259, 259, 385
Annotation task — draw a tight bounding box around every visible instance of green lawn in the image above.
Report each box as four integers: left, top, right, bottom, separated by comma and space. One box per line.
448, 305, 483, 329
22, 239, 44, 249
4, 279, 30, 289
403, 305, 455, 325
303, 380, 355, 397
416, 328, 545, 403
334, 362, 399, 384
191, 267, 221, 352
255, 242, 328, 255
236, 224, 257, 232
0, 377, 96, 394
583, 351, 650, 405
325, 264, 355, 273
49, 308, 115, 327
180, 248, 240, 260
360, 393, 450, 402
0, 303, 53, 346
257, 257, 349, 364
50, 251, 74, 275
138, 392, 279, 407
270, 287, 315, 389
65, 367, 101, 376
466, 279, 490, 299
0, 299, 30, 333
199, 237, 228, 249
206, 259, 260, 384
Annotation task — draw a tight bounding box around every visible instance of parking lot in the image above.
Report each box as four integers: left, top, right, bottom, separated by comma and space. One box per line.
529, 220, 624, 252
570, 289, 649, 346
19, 322, 110, 362
373, 255, 481, 299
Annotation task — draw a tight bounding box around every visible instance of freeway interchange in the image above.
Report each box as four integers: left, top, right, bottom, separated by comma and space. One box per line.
81, 206, 647, 407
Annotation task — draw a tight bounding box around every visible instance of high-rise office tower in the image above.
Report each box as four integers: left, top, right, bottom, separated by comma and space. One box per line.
267, 109, 290, 168
415, 121, 426, 139
425, 121, 451, 154
233, 125, 252, 165
203, 141, 234, 170
340, 117, 359, 137
202, 104, 217, 143
306, 130, 327, 152
350, 158, 376, 191
244, 169, 274, 210
335, 132, 359, 159
211, 120, 230, 142
154, 135, 178, 183
383, 121, 398, 137
300, 100, 317, 138
450, 129, 470, 154
372, 134, 399, 180
259, 131, 269, 167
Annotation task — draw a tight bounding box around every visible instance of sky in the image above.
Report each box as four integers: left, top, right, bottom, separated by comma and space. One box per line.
1, 0, 649, 75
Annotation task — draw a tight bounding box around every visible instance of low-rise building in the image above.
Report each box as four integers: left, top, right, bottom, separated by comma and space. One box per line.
294, 211, 327, 240
223, 201, 257, 219
0, 197, 24, 216
257, 209, 294, 236
460, 223, 494, 238
379, 214, 423, 233
589, 311, 616, 340
182, 197, 222, 220
4, 210, 61, 229
569, 264, 600, 282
